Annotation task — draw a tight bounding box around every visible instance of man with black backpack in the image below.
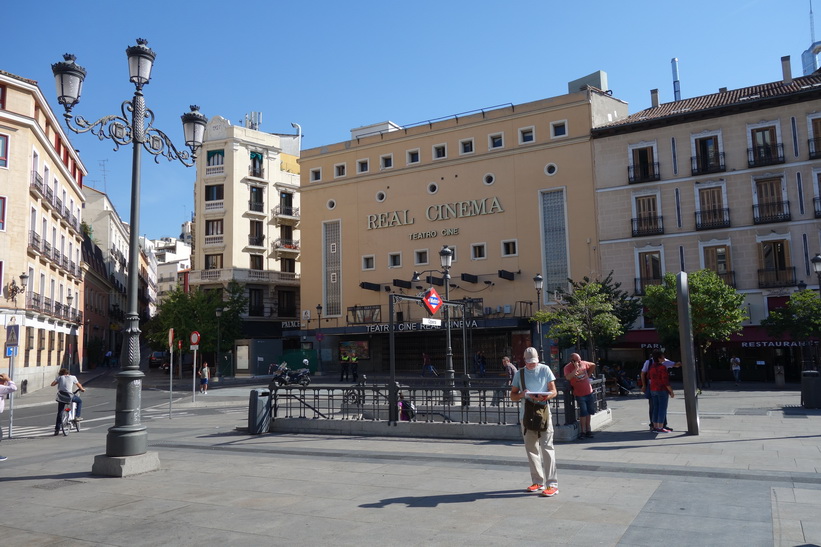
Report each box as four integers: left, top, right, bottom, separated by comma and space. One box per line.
510, 347, 559, 498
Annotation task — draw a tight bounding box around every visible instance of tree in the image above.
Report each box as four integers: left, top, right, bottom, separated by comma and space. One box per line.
761, 289, 821, 369
642, 269, 746, 385
534, 280, 624, 362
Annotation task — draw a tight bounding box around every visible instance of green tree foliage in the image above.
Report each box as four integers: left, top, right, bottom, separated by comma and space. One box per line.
642, 270, 746, 381
534, 278, 626, 361
761, 289, 821, 367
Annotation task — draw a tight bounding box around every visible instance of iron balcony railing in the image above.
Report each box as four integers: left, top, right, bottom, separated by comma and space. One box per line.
691, 152, 725, 175
627, 162, 661, 184
248, 234, 265, 247
809, 137, 821, 159
634, 276, 664, 296
248, 200, 264, 213
758, 267, 797, 289
715, 270, 736, 288
274, 238, 300, 251
631, 215, 664, 237
249, 166, 265, 178
747, 143, 785, 167
753, 201, 791, 224
273, 204, 300, 218
814, 196, 821, 218
695, 208, 731, 230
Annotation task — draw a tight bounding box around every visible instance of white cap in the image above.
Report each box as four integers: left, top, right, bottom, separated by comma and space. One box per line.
524, 347, 540, 364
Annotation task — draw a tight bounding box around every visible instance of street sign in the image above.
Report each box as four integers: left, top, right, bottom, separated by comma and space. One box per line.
422, 317, 441, 326
5, 345, 18, 357
168, 328, 174, 349
5, 324, 19, 347
190, 345, 199, 351
422, 287, 443, 315
190, 331, 200, 345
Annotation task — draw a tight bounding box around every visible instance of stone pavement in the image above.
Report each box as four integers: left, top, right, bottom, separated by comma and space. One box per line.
1, 375, 820, 546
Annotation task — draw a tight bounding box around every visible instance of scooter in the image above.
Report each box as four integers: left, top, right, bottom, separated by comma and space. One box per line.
270, 363, 311, 387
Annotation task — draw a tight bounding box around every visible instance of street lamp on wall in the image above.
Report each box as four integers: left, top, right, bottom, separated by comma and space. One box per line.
6, 272, 29, 306
811, 253, 821, 298
533, 273, 544, 362
52, 39, 205, 471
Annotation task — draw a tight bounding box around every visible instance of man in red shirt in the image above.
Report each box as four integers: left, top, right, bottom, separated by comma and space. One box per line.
563, 353, 597, 439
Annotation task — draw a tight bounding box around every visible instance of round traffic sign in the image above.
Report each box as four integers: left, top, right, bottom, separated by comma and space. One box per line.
190, 331, 200, 345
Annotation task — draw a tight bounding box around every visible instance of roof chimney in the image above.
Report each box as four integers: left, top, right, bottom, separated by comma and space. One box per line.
781, 55, 793, 84
719, 87, 727, 93
650, 89, 659, 108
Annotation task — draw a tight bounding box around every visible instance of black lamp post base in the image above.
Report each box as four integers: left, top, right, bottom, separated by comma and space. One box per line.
92, 451, 160, 478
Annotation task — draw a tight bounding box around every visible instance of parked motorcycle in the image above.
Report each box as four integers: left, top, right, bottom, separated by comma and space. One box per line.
270, 362, 311, 387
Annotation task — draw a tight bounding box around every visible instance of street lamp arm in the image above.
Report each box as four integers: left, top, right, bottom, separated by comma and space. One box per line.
63, 109, 134, 151
143, 125, 195, 166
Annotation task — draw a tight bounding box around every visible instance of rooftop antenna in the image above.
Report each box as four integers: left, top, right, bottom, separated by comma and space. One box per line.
671, 58, 681, 101
812, 0, 816, 44
99, 159, 109, 194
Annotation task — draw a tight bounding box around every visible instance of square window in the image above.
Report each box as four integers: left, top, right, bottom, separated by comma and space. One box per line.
551, 121, 567, 138
471, 243, 486, 260
519, 127, 535, 144
407, 149, 420, 164
334, 163, 346, 178
380, 154, 393, 169
310, 168, 321, 182
433, 144, 447, 159
388, 253, 401, 268
415, 249, 428, 265
489, 133, 504, 149
460, 139, 474, 154
502, 240, 518, 256
250, 254, 263, 270
362, 255, 375, 270
358, 159, 369, 173
204, 184, 224, 201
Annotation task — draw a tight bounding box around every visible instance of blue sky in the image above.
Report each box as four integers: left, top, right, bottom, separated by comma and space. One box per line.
1, 0, 814, 240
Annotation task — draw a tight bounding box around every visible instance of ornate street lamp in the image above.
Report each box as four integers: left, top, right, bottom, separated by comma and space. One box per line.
6, 272, 29, 306
812, 253, 821, 298
533, 273, 544, 362
439, 245, 455, 400
52, 39, 206, 474
316, 304, 323, 374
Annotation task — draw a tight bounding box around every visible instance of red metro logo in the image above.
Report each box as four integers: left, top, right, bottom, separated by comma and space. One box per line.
422, 287, 443, 315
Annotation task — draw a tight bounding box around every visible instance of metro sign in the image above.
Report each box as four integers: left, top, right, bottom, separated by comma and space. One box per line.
422, 287, 443, 315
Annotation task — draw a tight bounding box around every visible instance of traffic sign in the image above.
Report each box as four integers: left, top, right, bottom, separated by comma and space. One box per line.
168, 328, 175, 349
422, 287, 443, 315
190, 331, 200, 345
5, 345, 18, 357
5, 324, 19, 347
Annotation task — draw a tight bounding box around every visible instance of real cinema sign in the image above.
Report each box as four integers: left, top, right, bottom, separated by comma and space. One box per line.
366, 196, 504, 236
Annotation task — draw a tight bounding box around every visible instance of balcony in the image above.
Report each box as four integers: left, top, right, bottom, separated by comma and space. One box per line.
203, 235, 224, 246
248, 166, 265, 179
753, 201, 791, 224
205, 164, 224, 176
695, 208, 731, 230
204, 200, 224, 212
814, 196, 821, 218
631, 215, 664, 237
747, 143, 784, 168
248, 234, 265, 247
188, 268, 300, 286
634, 277, 664, 296
272, 204, 300, 226
714, 270, 736, 288
248, 200, 265, 214
758, 267, 796, 289
627, 162, 661, 184
691, 152, 725, 176
30, 170, 44, 196
28, 230, 41, 254
809, 137, 821, 159
273, 238, 300, 253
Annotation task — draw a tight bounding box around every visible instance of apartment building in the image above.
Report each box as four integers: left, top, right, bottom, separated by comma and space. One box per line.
151, 235, 191, 305
189, 114, 301, 375
592, 56, 821, 380
298, 81, 629, 375
0, 70, 86, 390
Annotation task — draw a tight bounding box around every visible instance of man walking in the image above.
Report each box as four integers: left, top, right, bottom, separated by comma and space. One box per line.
563, 353, 597, 439
510, 347, 559, 498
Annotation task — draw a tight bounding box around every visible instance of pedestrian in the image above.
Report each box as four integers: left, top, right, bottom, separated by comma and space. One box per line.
473, 350, 487, 378
647, 352, 675, 432
199, 363, 210, 394
350, 352, 359, 383
340, 352, 350, 382
640, 350, 680, 431
492, 356, 518, 406
563, 353, 597, 439
421, 352, 439, 377
730, 356, 741, 385
50, 368, 85, 435
398, 392, 416, 421
510, 347, 559, 498
0, 372, 18, 462
104, 349, 112, 368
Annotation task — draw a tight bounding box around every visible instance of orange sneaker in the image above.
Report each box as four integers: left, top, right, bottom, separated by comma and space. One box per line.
526, 483, 544, 492
541, 486, 559, 497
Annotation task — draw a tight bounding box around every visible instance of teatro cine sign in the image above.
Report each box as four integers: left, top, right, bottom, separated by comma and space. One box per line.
366, 196, 504, 235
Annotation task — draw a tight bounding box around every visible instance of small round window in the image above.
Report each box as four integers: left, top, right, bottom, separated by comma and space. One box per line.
544, 163, 558, 176
483, 173, 495, 185
326, 199, 336, 210
427, 182, 439, 194
375, 191, 386, 202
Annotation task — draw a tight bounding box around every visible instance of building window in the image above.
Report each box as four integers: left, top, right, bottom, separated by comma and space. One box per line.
695, 186, 730, 230
249, 186, 264, 212
205, 219, 223, 235
380, 154, 393, 169
250, 254, 263, 270
691, 133, 725, 175
406, 149, 420, 164
310, 168, 322, 182
323, 220, 342, 316
0, 85, 5, 109
551, 121, 567, 138
415, 249, 428, 265
0, 196, 5, 231
358, 159, 369, 173
0, 134, 8, 168
758, 239, 794, 288
489, 133, 504, 149
540, 190, 567, 294
362, 255, 375, 270
388, 253, 401, 268
334, 163, 346, 178
502, 240, 517, 257
460, 138, 474, 155
632, 194, 663, 236
748, 123, 783, 167
628, 143, 660, 183
204, 254, 223, 270
427, 182, 439, 194
206, 149, 224, 169
433, 144, 447, 159
471, 243, 486, 260
703, 244, 734, 286
249, 220, 264, 246
483, 173, 495, 185
248, 288, 264, 316
277, 290, 297, 317
204, 184, 224, 201
375, 191, 386, 202
636, 250, 662, 295
519, 127, 535, 144
754, 176, 790, 224
808, 115, 821, 158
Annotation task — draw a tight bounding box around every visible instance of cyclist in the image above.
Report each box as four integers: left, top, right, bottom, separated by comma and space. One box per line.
50, 368, 85, 435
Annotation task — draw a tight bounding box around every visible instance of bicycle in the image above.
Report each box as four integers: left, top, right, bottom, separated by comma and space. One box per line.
56, 388, 81, 436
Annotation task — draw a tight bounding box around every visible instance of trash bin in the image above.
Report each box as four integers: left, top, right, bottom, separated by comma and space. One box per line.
248, 389, 271, 434
801, 371, 821, 409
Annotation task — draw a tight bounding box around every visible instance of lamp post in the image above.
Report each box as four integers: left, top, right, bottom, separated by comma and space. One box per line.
66, 290, 75, 374
215, 308, 223, 378
439, 245, 455, 400
316, 304, 323, 375
812, 253, 821, 298
52, 39, 206, 471
533, 273, 544, 363
6, 272, 29, 308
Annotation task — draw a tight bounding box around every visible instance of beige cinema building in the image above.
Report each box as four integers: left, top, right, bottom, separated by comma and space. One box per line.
298, 77, 628, 376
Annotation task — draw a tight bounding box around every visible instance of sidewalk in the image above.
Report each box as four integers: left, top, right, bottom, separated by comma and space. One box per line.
1, 381, 819, 545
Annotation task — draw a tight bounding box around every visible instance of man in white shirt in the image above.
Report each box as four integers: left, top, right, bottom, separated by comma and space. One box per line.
0, 372, 18, 461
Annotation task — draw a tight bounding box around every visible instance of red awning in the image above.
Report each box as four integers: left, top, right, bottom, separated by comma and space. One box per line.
613, 330, 661, 348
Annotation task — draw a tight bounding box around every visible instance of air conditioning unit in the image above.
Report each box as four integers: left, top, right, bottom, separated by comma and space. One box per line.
503, 304, 512, 314
496, 306, 503, 313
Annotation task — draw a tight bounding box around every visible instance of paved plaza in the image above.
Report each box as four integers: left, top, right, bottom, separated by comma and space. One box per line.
1, 375, 820, 546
